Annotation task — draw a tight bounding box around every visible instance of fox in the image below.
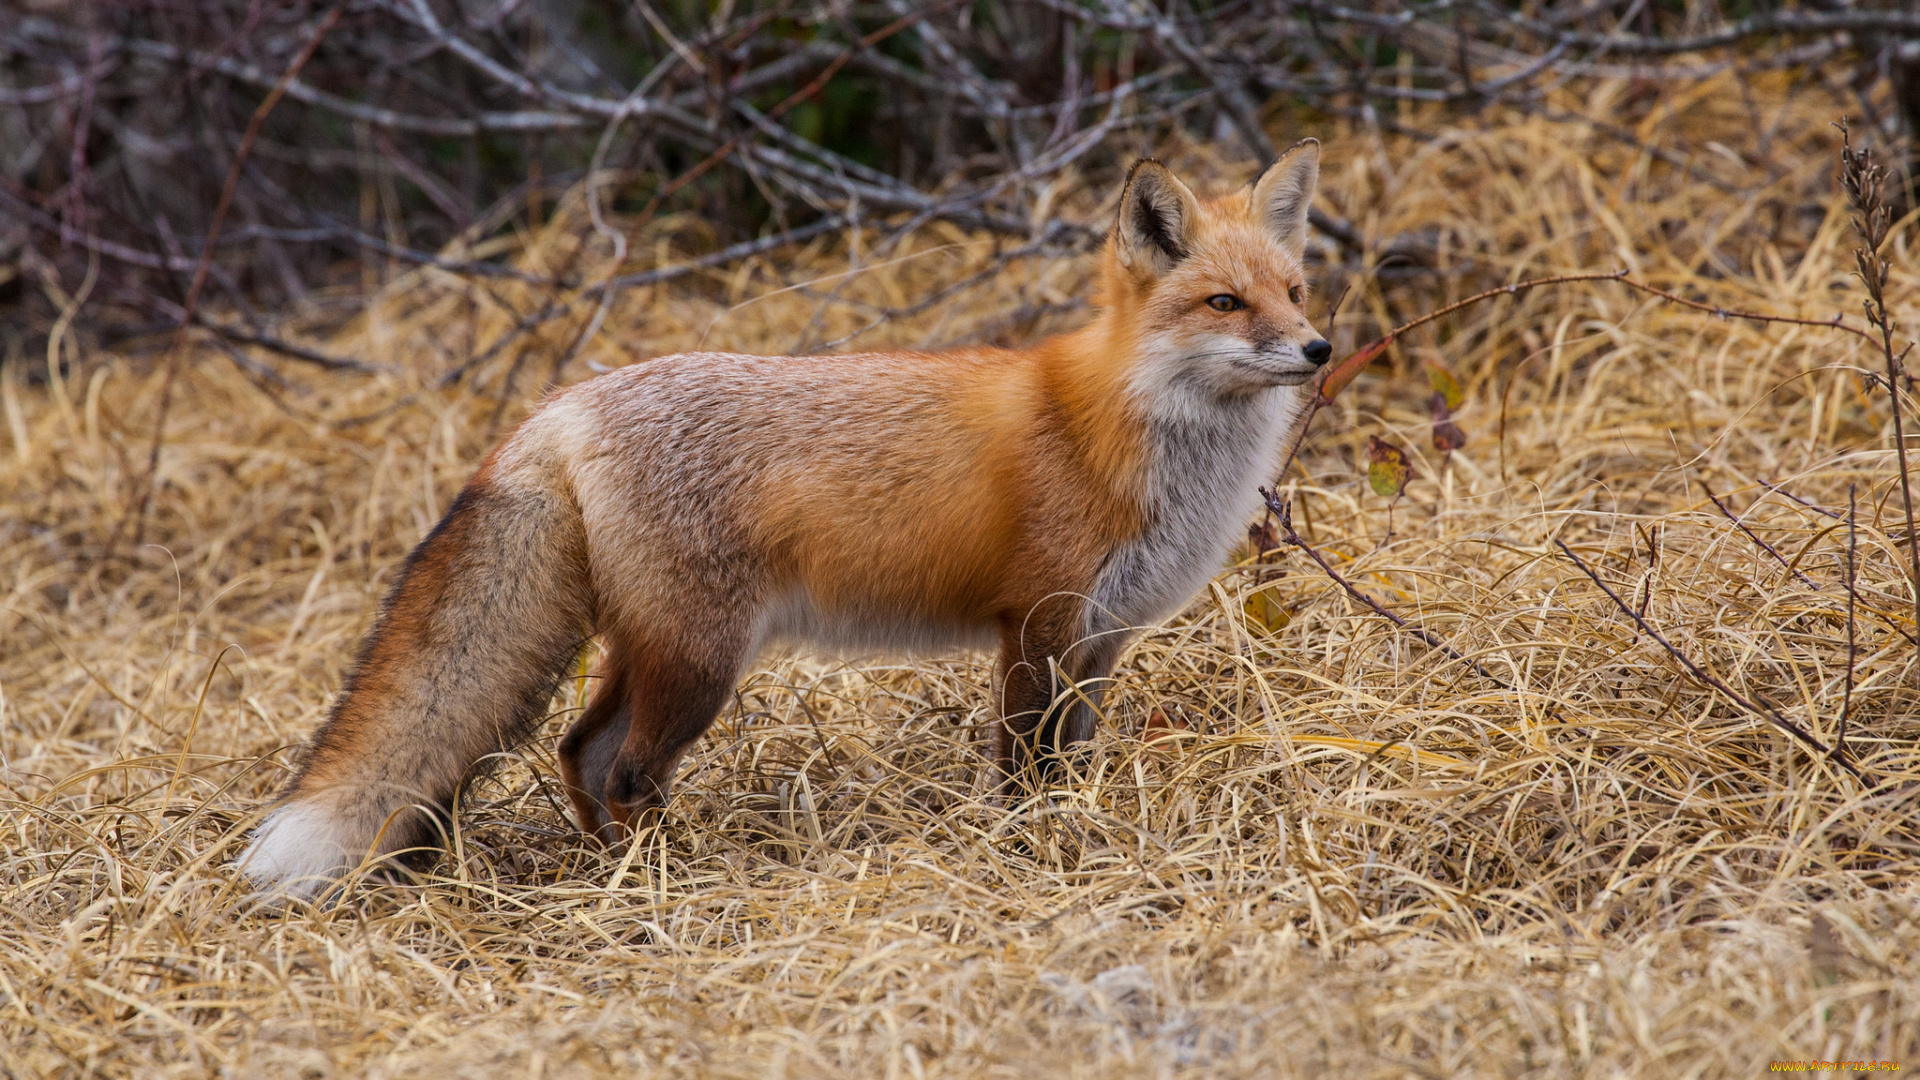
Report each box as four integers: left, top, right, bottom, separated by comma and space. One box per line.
240, 142, 1333, 899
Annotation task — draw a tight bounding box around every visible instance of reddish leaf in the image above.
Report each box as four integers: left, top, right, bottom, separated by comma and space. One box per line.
1247, 518, 1282, 560
1366, 435, 1412, 499
1144, 705, 1195, 746
1430, 391, 1468, 453
1315, 334, 1395, 401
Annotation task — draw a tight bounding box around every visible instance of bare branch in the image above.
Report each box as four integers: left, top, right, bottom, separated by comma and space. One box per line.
1702, 486, 1822, 591
1260, 488, 1517, 691
1554, 539, 1873, 787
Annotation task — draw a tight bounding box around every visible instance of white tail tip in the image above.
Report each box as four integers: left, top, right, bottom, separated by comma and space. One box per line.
238, 802, 354, 900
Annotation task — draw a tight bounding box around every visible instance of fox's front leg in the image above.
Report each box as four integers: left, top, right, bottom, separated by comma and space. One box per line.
993, 601, 1120, 798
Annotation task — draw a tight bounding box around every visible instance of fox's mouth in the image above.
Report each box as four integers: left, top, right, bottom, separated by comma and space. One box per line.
1228, 358, 1319, 387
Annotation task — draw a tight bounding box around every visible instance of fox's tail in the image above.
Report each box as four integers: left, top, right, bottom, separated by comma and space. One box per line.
240, 425, 594, 899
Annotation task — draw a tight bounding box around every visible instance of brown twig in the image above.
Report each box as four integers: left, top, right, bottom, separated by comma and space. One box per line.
1702, 485, 1821, 591
1261, 487, 1515, 691
181, 8, 343, 325
1756, 477, 1845, 520
1554, 538, 1872, 787
1311, 271, 1639, 405
189, 317, 392, 376
119, 285, 394, 375
1617, 276, 1878, 345
1317, 270, 1877, 403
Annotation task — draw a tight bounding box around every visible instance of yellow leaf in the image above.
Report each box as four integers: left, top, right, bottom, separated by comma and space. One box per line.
1367, 435, 1412, 498
1424, 358, 1464, 411
1243, 586, 1291, 633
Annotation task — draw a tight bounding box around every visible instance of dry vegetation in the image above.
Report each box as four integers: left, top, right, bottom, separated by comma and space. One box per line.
4, 70, 1920, 1078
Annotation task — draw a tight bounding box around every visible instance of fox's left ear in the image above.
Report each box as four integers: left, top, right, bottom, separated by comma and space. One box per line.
1249, 138, 1320, 259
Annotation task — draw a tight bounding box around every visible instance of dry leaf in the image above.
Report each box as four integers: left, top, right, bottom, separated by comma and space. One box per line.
1367, 435, 1412, 499
1243, 585, 1290, 633
1143, 706, 1194, 746
1247, 518, 1282, 561
1316, 334, 1395, 400
1424, 358, 1464, 411
1431, 392, 1467, 453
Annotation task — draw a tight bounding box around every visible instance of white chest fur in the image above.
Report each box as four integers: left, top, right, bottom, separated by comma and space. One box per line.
1090, 384, 1312, 631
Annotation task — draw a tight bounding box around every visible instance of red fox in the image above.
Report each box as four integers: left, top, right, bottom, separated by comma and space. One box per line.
241, 143, 1331, 898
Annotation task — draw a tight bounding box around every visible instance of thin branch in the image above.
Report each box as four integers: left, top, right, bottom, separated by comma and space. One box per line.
1314, 270, 1641, 401
1272, 270, 1639, 484
1554, 539, 1872, 787
1261, 488, 1516, 692
629, 0, 968, 229
1839, 121, 1920, 648
583, 216, 853, 297
1757, 477, 1845, 520
0, 58, 118, 104
1702, 485, 1821, 591
1277, 267, 1884, 485
191, 317, 393, 376
1615, 275, 1878, 345
182, 7, 343, 322
39, 26, 591, 135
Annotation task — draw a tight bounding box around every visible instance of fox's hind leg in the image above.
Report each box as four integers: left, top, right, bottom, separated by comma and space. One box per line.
557, 663, 631, 843
596, 631, 750, 835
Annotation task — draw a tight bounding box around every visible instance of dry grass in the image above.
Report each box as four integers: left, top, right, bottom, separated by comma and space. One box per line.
4, 70, 1920, 1078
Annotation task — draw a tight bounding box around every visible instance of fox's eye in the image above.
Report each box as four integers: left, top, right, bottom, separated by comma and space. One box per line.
1288, 285, 1305, 305
1206, 294, 1243, 312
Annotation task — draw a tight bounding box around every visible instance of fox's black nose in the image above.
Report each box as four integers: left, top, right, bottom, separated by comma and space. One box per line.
1303, 339, 1332, 365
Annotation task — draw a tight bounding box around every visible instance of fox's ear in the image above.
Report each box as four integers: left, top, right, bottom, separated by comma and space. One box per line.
1115, 159, 1201, 278
1250, 138, 1320, 259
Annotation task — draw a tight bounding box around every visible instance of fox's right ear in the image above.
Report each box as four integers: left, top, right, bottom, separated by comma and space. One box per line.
1115, 159, 1201, 279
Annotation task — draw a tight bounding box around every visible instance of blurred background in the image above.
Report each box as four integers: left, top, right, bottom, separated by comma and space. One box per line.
4, 0, 1916, 361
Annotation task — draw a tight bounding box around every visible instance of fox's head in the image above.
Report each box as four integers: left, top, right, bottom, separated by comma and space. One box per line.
1103, 141, 1330, 396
